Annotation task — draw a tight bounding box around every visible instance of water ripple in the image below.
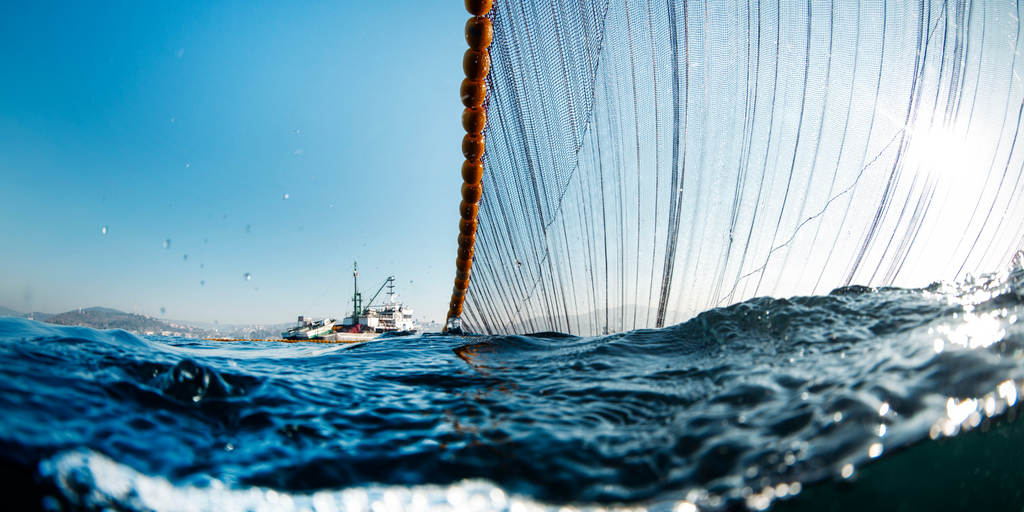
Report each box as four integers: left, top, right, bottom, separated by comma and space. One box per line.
2, 266, 1024, 510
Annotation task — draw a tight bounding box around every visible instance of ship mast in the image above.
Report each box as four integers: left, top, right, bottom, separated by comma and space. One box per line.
352, 262, 362, 321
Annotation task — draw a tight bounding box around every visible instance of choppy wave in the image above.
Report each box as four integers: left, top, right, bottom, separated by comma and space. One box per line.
2, 265, 1024, 511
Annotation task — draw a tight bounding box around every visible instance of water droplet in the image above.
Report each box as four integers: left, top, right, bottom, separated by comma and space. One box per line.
245, 273, 251, 281
245, 225, 251, 234
160, 307, 166, 315
186, 164, 190, 168
164, 239, 171, 249
868, 443, 883, 458
282, 193, 289, 200
102, 226, 107, 234
183, 254, 188, 261
200, 264, 204, 269
200, 280, 204, 286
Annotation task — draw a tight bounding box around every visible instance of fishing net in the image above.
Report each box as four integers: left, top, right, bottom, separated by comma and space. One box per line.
465, 0, 1024, 335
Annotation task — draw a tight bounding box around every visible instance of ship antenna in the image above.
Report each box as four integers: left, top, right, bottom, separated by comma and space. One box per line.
387, 276, 396, 302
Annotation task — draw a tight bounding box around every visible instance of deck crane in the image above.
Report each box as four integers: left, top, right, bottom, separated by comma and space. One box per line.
362, 276, 396, 314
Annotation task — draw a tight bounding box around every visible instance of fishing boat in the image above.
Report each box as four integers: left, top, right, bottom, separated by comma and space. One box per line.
336, 263, 417, 334
281, 316, 335, 340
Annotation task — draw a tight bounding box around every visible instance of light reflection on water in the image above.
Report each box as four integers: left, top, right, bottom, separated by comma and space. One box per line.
41, 450, 711, 512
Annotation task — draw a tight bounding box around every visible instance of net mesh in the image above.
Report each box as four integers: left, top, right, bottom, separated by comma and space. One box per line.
465, 0, 1024, 335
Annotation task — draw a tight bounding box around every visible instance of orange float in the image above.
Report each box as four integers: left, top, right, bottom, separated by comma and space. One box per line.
459, 201, 478, 220
462, 107, 486, 134
463, 49, 490, 80
462, 183, 483, 204
464, 0, 493, 16
462, 133, 484, 161
460, 79, 487, 108
465, 17, 493, 50
449, 300, 464, 316
462, 160, 484, 183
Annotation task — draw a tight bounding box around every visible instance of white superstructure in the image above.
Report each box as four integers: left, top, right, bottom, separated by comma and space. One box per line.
339, 265, 417, 334
344, 296, 415, 332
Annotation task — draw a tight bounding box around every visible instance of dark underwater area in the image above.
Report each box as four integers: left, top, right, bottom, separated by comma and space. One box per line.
2, 266, 1024, 512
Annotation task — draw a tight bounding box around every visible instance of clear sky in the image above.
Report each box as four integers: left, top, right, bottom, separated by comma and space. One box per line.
0, 1, 468, 325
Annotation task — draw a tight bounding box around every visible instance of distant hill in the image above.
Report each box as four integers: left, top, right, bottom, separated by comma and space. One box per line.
81, 307, 127, 315
2, 305, 57, 321
4, 305, 293, 340
0, 305, 22, 317
44, 308, 212, 338
33, 307, 288, 339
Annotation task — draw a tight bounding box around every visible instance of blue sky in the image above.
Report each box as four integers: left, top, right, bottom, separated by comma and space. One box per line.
0, 1, 468, 325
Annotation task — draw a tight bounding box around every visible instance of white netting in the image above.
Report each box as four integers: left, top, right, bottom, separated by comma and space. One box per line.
466, 0, 1024, 335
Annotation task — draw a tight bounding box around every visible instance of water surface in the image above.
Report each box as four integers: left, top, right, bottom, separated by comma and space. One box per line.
2, 266, 1023, 511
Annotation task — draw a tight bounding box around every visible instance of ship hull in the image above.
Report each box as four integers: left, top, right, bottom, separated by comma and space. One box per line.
321, 332, 379, 343
282, 320, 335, 340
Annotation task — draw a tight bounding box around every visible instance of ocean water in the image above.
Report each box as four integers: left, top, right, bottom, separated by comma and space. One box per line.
2, 265, 1024, 512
